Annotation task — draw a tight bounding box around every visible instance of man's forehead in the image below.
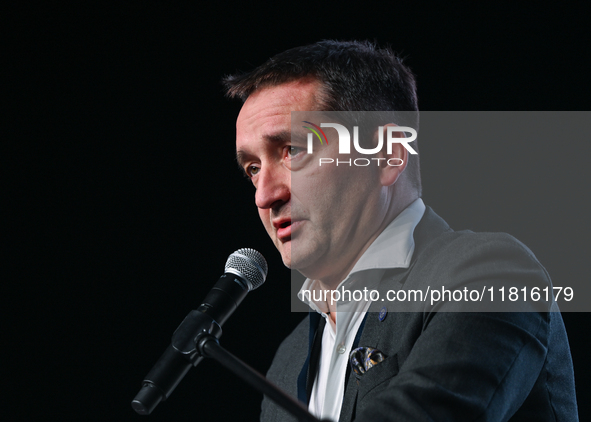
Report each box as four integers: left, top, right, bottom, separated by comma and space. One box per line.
235, 78, 323, 155
238, 79, 322, 122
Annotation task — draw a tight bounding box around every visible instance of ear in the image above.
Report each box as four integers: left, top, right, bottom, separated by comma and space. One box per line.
376, 123, 408, 187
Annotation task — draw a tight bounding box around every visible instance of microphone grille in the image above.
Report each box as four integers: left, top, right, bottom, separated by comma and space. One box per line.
225, 248, 268, 291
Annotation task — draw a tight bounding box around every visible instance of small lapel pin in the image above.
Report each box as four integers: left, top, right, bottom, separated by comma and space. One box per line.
379, 306, 387, 322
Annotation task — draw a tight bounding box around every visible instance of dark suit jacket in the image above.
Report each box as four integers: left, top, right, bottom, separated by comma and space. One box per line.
261, 207, 578, 421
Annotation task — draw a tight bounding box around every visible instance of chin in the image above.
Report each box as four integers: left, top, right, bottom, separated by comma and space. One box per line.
279, 248, 292, 268
277, 242, 292, 268
277, 238, 320, 273
285, 249, 316, 274
278, 242, 311, 271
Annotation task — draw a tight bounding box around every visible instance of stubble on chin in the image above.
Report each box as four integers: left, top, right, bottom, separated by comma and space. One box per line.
277, 241, 292, 269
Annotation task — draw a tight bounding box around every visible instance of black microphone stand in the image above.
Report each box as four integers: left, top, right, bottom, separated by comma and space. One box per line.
197, 333, 329, 422
132, 308, 329, 421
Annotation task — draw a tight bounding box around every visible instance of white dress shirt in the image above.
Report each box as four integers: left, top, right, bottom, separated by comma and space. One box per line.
298, 198, 426, 421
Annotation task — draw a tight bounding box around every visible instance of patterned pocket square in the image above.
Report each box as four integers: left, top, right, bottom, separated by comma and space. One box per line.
349, 346, 387, 379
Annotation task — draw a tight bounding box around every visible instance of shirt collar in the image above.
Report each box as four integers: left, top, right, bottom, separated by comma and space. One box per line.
298, 198, 426, 312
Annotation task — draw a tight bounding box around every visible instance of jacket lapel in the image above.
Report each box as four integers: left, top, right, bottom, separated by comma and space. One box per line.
338, 206, 452, 421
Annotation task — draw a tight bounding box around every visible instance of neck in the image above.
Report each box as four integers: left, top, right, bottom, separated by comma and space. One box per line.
316, 191, 418, 291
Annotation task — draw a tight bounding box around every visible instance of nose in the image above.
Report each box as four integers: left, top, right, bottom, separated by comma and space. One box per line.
255, 163, 290, 210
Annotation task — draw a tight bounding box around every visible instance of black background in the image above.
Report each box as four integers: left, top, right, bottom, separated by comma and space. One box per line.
6, 1, 590, 421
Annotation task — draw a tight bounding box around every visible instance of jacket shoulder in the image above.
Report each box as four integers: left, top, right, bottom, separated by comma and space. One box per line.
265, 315, 309, 385
261, 315, 309, 422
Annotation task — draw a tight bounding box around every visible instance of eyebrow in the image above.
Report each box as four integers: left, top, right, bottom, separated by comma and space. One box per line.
235, 130, 291, 172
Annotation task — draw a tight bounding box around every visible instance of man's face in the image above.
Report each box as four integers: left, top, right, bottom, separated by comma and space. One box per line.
236, 79, 390, 285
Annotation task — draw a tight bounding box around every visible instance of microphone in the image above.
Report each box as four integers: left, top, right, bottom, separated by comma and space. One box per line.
132, 248, 268, 415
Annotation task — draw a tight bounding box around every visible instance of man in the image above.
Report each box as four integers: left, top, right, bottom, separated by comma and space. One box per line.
224, 41, 577, 421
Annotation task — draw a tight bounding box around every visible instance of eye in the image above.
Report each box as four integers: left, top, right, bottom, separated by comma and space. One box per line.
283, 145, 309, 171
245, 165, 260, 178
287, 145, 305, 158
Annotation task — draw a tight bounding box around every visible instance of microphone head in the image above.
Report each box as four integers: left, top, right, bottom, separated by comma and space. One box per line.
225, 248, 268, 291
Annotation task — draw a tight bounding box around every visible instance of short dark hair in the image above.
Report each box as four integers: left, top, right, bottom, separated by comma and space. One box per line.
223, 40, 421, 194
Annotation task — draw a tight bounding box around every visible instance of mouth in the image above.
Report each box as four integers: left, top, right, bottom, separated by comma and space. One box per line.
274, 218, 292, 240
